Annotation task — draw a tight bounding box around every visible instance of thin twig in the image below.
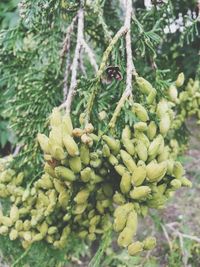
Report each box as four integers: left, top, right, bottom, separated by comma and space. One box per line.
161, 223, 173, 252
65, 6, 84, 112
109, 0, 137, 128
82, 39, 98, 72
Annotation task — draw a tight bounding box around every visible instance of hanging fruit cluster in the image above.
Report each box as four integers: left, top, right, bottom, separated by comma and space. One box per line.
1, 73, 198, 256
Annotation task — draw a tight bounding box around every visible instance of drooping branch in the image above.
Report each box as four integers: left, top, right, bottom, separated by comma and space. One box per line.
109, 0, 138, 128
65, 7, 84, 112
85, 0, 134, 124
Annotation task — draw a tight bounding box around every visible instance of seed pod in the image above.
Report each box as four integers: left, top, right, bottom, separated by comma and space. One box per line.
157, 99, 169, 118
168, 84, 178, 103
80, 167, 93, 182
49, 108, 62, 127
126, 210, 138, 236
53, 179, 65, 193
128, 241, 144, 256
32, 233, 43, 242
90, 158, 102, 168
130, 186, 151, 200
136, 77, 153, 95
135, 132, 150, 148
113, 214, 127, 232
120, 150, 137, 172
81, 134, 93, 146
173, 161, 185, 179
135, 141, 148, 162
72, 128, 84, 137
114, 165, 128, 176
147, 121, 157, 140
84, 123, 94, 133
157, 146, 170, 162
122, 125, 131, 140
63, 134, 79, 156
113, 192, 126, 205
122, 138, 135, 156
180, 177, 192, 187
9, 229, 18, 240
55, 166, 76, 182
146, 161, 167, 182
38, 221, 48, 236
170, 179, 182, 189
62, 113, 73, 135
175, 72, 185, 87
102, 135, 120, 155
102, 144, 111, 157
132, 166, 146, 186
49, 126, 63, 147
74, 189, 90, 204
23, 220, 31, 231
108, 154, 119, 166
147, 88, 157, 105
36, 174, 53, 189
117, 227, 134, 247
134, 122, 148, 132
148, 135, 163, 157
44, 163, 56, 177
15, 220, 23, 231
1, 216, 13, 227
74, 203, 87, 214
140, 205, 148, 217
69, 156, 82, 173
0, 226, 8, 235
37, 133, 50, 154
10, 206, 19, 223
132, 103, 149, 122
49, 145, 66, 161
58, 190, 70, 207
143, 236, 156, 250
120, 173, 131, 194
159, 114, 171, 135
80, 144, 90, 165
48, 226, 57, 235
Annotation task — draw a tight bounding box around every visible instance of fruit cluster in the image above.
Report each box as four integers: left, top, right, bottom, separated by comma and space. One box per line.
0, 74, 197, 256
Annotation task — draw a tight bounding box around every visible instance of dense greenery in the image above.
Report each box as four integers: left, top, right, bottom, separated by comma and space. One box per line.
0, 0, 199, 266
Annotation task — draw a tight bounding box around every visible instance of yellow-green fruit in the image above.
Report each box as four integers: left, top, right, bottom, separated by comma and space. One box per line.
36, 174, 53, 189
146, 161, 167, 182
74, 189, 90, 204
53, 179, 65, 193
69, 156, 82, 173
44, 163, 55, 177
117, 227, 134, 247
73, 203, 87, 214
49, 144, 65, 160
143, 236, 156, 250
58, 190, 70, 207
63, 134, 79, 156
136, 77, 153, 95
55, 166, 76, 182
147, 88, 157, 104
113, 215, 127, 232
122, 125, 131, 140
49, 108, 62, 127
132, 103, 149, 122
158, 146, 170, 162
113, 192, 126, 205
147, 121, 157, 140
132, 165, 146, 186
0, 226, 9, 235
173, 162, 185, 179
170, 179, 182, 189
135, 141, 148, 162
128, 241, 144, 256
62, 113, 73, 135
102, 144, 111, 157
80, 144, 90, 165
108, 154, 119, 166
159, 114, 171, 135
126, 210, 138, 236
135, 132, 150, 148
114, 203, 134, 218
130, 186, 151, 200
49, 126, 63, 147
102, 135, 120, 155
9, 229, 18, 240
168, 84, 178, 103
175, 72, 185, 87
10, 206, 19, 222
120, 172, 131, 194
37, 133, 50, 154
120, 150, 137, 172
1, 216, 13, 227
180, 177, 192, 187
122, 138, 135, 156
114, 165, 127, 176
134, 122, 148, 132
80, 167, 93, 182
148, 135, 163, 157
